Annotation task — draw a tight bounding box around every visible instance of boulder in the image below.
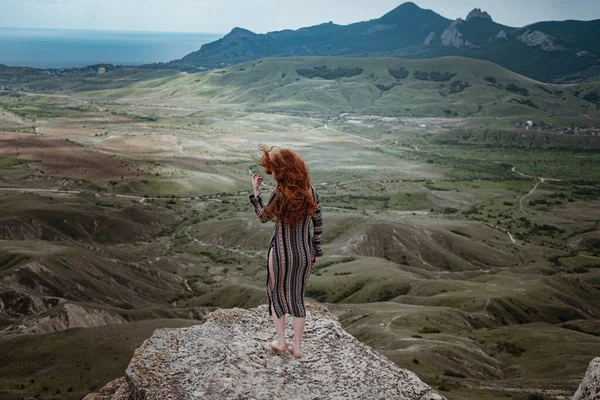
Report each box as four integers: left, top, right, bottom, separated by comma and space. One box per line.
424, 32, 436, 46
85, 303, 445, 400
518, 30, 565, 51
573, 357, 600, 400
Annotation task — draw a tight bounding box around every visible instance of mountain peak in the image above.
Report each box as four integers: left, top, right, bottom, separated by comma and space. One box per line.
466, 8, 493, 21
379, 1, 448, 24
84, 304, 446, 400
226, 27, 256, 39
381, 2, 424, 19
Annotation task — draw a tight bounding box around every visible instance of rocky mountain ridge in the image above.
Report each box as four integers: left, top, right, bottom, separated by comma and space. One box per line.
149, 2, 600, 83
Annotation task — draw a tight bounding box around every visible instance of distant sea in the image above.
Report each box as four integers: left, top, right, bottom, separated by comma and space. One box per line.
0, 27, 223, 69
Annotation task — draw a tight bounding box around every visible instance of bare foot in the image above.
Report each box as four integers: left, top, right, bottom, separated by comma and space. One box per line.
270, 340, 286, 353
286, 343, 302, 359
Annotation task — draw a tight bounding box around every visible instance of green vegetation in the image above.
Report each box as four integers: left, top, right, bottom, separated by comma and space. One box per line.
296, 65, 364, 80
506, 83, 530, 96
388, 67, 409, 80
413, 70, 456, 82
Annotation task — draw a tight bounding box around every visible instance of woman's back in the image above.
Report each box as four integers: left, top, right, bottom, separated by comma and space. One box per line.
250, 183, 323, 319
250, 144, 323, 358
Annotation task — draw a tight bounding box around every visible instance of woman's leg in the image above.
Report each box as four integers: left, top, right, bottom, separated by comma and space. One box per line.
292, 261, 310, 356
292, 315, 305, 355
268, 247, 286, 348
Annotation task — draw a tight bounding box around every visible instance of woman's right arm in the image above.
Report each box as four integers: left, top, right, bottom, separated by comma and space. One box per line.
250, 189, 277, 223
311, 187, 324, 259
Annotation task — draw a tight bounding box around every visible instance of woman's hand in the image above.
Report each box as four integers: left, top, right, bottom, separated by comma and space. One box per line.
311, 257, 318, 268
252, 173, 263, 196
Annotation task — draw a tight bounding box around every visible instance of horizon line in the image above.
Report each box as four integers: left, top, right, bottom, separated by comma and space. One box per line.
0, 25, 226, 36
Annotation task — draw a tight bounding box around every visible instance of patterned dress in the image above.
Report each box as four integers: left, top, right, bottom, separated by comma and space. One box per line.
249, 185, 323, 318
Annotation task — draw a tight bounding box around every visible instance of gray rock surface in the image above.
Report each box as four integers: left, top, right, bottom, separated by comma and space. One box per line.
495, 30, 508, 40
441, 19, 468, 48
363, 24, 397, 36
518, 30, 564, 51
84, 377, 132, 400
424, 32, 436, 46
85, 303, 445, 400
573, 357, 600, 400
576, 51, 594, 58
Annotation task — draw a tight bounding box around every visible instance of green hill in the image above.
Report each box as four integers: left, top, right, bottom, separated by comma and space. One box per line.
87, 56, 600, 123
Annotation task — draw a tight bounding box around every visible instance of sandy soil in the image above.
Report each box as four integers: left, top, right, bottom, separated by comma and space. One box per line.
0, 132, 144, 180
96, 134, 181, 155
36, 126, 105, 136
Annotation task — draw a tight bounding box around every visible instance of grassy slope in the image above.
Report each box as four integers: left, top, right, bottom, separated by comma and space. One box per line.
0, 319, 198, 400
0, 66, 180, 92
83, 56, 600, 121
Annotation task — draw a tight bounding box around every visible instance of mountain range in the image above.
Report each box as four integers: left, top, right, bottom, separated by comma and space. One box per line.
148, 2, 600, 83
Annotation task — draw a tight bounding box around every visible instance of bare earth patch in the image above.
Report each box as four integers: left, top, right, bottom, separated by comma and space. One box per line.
96, 134, 180, 155
36, 126, 106, 137
0, 132, 144, 180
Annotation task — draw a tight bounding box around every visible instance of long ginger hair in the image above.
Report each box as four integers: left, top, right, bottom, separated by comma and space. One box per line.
253, 145, 317, 226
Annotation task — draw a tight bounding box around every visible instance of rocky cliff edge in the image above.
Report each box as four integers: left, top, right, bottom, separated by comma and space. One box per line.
572, 357, 600, 400
84, 303, 445, 400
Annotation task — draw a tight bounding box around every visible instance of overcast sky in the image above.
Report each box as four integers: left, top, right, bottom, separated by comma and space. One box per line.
1, 0, 599, 34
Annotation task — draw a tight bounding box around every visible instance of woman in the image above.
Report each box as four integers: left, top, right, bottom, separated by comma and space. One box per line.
249, 145, 323, 359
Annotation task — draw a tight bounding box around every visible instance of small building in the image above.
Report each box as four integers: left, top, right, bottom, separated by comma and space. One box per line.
97, 67, 106, 74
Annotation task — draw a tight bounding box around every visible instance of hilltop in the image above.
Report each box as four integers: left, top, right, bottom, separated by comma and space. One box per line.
84, 303, 446, 400
148, 2, 600, 83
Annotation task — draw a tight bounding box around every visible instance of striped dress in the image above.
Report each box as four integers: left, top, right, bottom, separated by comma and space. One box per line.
249, 185, 323, 318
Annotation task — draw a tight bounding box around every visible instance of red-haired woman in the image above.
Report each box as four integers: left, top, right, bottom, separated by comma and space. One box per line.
250, 145, 323, 359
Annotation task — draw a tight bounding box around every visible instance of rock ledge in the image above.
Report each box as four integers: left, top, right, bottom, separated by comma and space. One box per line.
85, 303, 445, 399
572, 357, 600, 400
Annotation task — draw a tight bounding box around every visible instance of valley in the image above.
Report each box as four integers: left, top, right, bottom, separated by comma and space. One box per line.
0, 56, 599, 400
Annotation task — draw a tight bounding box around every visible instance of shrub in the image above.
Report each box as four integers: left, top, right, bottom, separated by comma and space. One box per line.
583, 91, 599, 104
443, 369, 466, 378
413, 70, 456, 81
449, 80, 470, 94
496, 341, 526, 356
506, 84, 529, 96
528, 394, 546, 400
450, 230, 470, 238
296, 65, 363, 80
376, 83, 397, 92
573, 266, 589, 274
389, 67, 409, 80
441, 207, 459, 214
484, 76, 497, 84
511, 98, 538, 108
419, 326, 441, 334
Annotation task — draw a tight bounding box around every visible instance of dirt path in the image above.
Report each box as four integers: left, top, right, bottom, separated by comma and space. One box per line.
511, 166, 562, 183
506, 231, 521, 246
323, 124, 373, 142
519, 181, 541, 212
182, 227, 261, 258
412, 145, 444, 157
0, 187, 202, 202
511, 165, 562, 214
